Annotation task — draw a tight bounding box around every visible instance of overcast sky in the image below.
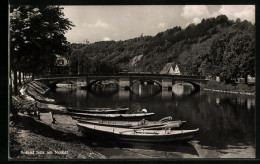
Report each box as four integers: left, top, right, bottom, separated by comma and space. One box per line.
62, 5, 255, 44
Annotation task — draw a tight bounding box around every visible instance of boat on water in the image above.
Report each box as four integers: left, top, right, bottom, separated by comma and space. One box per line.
77, 116, 186, 130
69, 112, 155, 121
77, 122, 199, 142
67, 107, 129, 114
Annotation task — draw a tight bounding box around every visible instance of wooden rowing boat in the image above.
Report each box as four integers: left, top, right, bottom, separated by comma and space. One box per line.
26, 86, 55, 103
77, 117, 186, 130
36, 101, 67, 114
77, 122, 199, 142
69, 112, 155, 121
67, 107, 129, 114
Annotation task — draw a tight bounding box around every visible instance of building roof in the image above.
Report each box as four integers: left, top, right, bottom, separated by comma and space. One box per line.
160, 62, 189, 74
160, 62, 175, 74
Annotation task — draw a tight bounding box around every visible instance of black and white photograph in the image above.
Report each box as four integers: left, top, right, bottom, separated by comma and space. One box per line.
9, 4, 256, 159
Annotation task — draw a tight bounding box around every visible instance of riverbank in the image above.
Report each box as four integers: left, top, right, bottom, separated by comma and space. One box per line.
9, 81, 106, 159
9, 113, 106, 159
203, 80, 255, 96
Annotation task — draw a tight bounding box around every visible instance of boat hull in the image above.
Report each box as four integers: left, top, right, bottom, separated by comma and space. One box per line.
67, 107, 129, 114
115, 132, 195, 142
70, 112, 155, 121
77, 122, 198, 143
77, 119, 185, 129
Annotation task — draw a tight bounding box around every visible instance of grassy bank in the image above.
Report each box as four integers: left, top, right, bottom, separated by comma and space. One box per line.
203, 80, 255, 95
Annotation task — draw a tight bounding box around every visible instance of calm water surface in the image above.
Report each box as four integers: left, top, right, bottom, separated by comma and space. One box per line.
48, 83, 255, 158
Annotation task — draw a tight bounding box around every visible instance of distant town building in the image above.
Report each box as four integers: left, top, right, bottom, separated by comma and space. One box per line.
247, 75, 255, 84
234, 75, 255, 84
48, 55, 70, 74
235, 77, 245, 84
160, 62, 189, 75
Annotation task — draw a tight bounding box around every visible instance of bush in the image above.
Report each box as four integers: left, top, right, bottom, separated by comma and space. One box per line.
205, 80, 255, 93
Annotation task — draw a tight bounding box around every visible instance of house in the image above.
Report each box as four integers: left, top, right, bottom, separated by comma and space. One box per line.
235, 77, 245, 84
235, 75, 255, 84
47, 55, 70, 74
247, 75, 255, 84
55, 55, 69, 67
160, 62, 189, 75
216, 76, 220, 82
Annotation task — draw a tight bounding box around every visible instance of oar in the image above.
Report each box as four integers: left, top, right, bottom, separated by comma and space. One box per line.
119, 129, 159, 135
131, 123, 163, 129
119, 129, 137, 134
159, 116, 173, 122
134, 130, 160, 135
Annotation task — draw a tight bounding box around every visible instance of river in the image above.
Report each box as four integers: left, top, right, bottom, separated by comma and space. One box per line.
48, 83, 255, 158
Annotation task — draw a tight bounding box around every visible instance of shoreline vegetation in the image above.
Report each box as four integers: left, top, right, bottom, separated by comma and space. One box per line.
203, 80, 255, 96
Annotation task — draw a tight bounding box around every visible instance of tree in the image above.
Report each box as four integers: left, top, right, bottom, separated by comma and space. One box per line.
10, 5, 74, 95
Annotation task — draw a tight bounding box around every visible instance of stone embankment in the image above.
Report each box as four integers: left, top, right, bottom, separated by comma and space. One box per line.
203, 80, 255, 96
203, 88, 254, 96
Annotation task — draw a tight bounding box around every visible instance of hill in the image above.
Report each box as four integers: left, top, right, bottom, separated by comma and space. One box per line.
67, 15, 255, 82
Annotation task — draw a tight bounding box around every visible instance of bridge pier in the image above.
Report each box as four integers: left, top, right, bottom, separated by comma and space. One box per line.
76, 78, 87, 89
162, 78, 173, 90
119, 77, 130, 90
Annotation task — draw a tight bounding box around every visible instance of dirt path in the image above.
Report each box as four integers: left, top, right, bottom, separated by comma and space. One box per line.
9, 113, 106, 159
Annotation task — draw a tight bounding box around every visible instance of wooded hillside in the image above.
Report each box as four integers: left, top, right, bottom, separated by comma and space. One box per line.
68, 15, 255, 82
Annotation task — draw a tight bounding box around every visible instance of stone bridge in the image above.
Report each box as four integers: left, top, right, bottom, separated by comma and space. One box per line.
35, 73, 209, 91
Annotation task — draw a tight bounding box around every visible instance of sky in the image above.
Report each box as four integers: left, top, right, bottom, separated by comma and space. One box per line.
62, 5, 255, 44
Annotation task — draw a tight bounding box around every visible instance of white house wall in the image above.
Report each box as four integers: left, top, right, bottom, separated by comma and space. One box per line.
168, 66, 174, 74
174, 65, 181, 75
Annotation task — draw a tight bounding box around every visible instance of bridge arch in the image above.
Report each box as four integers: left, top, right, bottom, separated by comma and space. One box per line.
40, 79, 77, 89
173, 80, 202, 92
129, 79, 162, 89
87, 78, 119, 89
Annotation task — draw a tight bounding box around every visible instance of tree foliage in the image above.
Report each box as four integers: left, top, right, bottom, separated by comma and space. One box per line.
10, 5, 74, 75
10, 5, 74, 94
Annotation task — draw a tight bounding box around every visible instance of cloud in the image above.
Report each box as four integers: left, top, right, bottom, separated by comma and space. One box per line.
218, 5, 255, 23
102, 37, 111, 41
157, 23, 166, 28
192, 17, 202, 24
83, 20, 112, 28
152, 23, 166, 28
181, 5, 255, 25
181, 5, 211, 19
181, 5, 213, 25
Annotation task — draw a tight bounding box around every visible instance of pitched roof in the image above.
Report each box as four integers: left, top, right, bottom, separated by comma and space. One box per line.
160, 62, 175, 74
160, 62, 189, 74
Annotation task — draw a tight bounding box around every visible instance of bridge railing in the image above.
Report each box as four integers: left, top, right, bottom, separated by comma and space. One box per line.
37, 73, 207, 80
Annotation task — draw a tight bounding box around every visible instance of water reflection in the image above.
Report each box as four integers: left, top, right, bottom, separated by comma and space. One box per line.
247, 99, 255, 110
162, 91, 172, 101
216, 97, 220, 105
49, 83, 255, 158
80, 134, 199, 158
131, 84, 161, 98
172, 83, 195, 97
106, 141, 199, 158
118, 90, 130, 100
